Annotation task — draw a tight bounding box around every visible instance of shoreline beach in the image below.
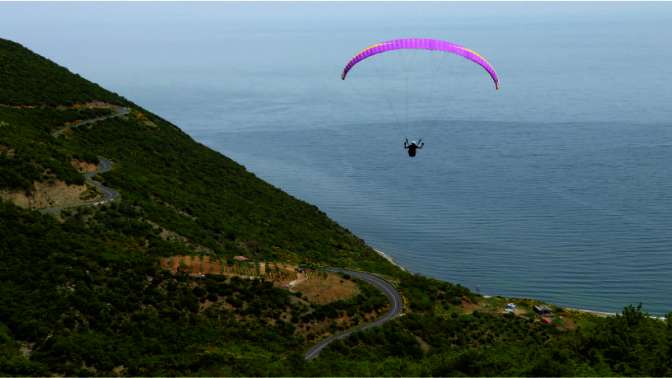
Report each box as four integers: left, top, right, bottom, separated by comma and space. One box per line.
373, 248, 668, 319
374, 248, 407, 273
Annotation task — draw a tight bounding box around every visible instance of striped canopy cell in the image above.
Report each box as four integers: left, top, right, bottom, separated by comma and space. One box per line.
341, 38, 499, 90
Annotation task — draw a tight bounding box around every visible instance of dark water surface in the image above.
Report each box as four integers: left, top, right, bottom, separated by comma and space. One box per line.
198, 120, 672, 314
3, 3, 672, 314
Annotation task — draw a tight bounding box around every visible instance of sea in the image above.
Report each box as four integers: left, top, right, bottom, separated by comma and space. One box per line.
3, 2, 672, 315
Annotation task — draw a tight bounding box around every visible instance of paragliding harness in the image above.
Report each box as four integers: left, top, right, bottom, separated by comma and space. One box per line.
404, 138, 424, 157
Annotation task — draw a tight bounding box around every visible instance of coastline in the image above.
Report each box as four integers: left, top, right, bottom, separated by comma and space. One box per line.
566, 307, 616, 318
371, 247, 670, 320
566, 307, 665, 321
373, 248, 408, 273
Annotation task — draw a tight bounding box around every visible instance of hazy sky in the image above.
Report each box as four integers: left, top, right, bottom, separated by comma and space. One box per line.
2, 2, 671, 129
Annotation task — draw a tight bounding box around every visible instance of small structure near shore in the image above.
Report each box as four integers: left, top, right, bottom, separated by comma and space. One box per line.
234, 255, 249, 262
534, 304, 552, 315
504, 303, 517, 314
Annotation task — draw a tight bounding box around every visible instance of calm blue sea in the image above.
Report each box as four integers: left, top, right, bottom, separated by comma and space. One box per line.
3, 3, 672, 314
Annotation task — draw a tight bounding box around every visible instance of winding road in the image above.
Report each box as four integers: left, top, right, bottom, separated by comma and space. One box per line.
51, 105, 130, 137
304, 268, 403, 360
39, 104, 127, 214
82, 157, 120, 206
40, 103, 403, 359
39, 157, 120, 215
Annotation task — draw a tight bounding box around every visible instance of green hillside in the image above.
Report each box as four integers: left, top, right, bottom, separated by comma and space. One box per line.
0, 38, 390, 272
0, 39, 128, 106
0, 37, 398, 375
2, 38, 671, 376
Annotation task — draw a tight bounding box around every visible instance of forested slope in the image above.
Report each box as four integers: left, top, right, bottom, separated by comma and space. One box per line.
0, 38, 396, 375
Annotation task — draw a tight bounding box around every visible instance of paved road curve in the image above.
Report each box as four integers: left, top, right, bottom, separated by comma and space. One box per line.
83, 157, 120, 205
39, 104, 125, 214
304, 268, 403, 360
51, 105, 130, 137
40, 157, 120, 215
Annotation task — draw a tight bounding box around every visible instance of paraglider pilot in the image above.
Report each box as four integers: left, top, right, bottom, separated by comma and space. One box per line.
404, 138, 424, 157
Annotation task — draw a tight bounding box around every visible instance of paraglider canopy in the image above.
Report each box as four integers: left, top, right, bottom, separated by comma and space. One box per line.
341, 38, 499, 90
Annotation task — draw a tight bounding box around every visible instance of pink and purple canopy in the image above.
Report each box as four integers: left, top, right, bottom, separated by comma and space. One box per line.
341, 38, 499, 90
